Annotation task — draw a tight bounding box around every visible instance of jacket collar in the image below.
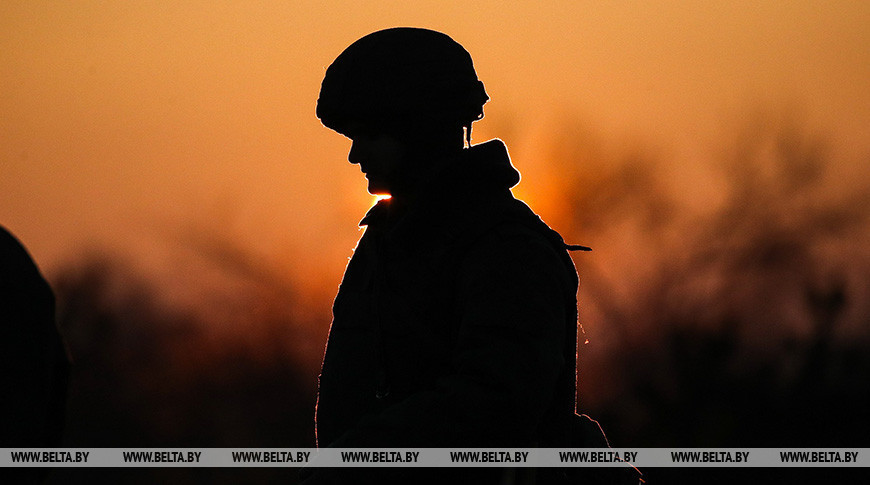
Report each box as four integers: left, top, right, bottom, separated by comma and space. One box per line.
359, 138, 518, 228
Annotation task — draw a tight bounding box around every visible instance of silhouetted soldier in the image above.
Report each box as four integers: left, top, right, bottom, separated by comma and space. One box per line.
310, 28, 636, 484
1, 226, 69, 482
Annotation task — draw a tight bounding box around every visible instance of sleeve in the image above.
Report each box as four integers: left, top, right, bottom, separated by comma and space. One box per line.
329, 226, 571, 448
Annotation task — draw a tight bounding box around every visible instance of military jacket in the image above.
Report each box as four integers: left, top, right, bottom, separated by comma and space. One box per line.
315, 139, 582, 456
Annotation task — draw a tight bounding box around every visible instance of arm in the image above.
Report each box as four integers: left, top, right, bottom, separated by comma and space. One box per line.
331, 227, 572, 448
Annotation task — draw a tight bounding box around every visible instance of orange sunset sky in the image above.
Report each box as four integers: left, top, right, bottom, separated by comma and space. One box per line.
2, 1, 869, 299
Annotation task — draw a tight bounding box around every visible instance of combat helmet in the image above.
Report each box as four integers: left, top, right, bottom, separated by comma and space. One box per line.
316, 28, 489, 142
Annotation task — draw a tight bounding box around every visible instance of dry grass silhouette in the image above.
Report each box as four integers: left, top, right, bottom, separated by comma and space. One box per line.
563, 111, 870, 447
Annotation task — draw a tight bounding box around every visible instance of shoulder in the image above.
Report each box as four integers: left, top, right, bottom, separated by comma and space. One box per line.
456, 203, 576, 294
462, 219, 567, 272
0, 226, 47, 291
455, 196, 569, 263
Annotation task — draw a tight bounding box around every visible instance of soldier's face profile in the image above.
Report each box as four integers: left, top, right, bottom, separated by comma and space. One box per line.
346, 124, 405, 196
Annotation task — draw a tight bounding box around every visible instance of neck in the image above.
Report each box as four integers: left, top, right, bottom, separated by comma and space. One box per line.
389, 146, 463, 204
384, 123, 465, 202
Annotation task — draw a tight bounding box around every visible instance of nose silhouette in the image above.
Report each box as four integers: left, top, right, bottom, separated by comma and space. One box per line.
348, 139, 362, 165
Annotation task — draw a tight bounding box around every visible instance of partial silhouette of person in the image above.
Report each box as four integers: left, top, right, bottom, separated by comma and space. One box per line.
1, 225, 69, 454
308, 28, 637, 484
